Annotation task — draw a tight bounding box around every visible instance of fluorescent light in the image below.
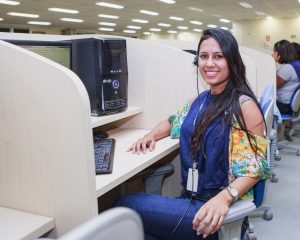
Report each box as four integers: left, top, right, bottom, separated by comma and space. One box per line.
132, 19, 148, 23
123, 30, 136, 33
167, 30, 178, 34
187, 6, 203, 12
60, 18, 83, 23
239, 2, 253, 8
169, 16, 184, 21
207, 24, 217, 28
0, 18, 3, 21
255, 11, 266, 16
219, 18, 230, 23
193, 28, 202, 32
177, 26, 188, 30
158, 23, 171, 27
149, 28, 161, 32
99, 27, 114, 31
7, 12, 39, 18
48, 8, 79, 14
221, 27, 229, 30
190, 20, 202, 25
298, 0, 300, 4
158, 0, 176, 4
139, 10, 159, 16
96, 2, 124, 9
0, 0, 20, 5
99, 22, 116, 26
266, 16, 273, 19
126, 25, 142, 29
143, 32, 151, 35
98, 14, 119, 19
28, 21, 51, 26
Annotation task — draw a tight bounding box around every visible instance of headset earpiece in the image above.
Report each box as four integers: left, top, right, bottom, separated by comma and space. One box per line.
193, 54, 199, 66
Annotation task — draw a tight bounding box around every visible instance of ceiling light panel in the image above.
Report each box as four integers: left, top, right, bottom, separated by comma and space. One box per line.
177, 26, 188, 30
207, 24, 217, 28
99, 27, 114, 31
143, 32, 150, 35
132, 19, 148, 23
167, 30, 178, 34
139, 10, 159, 16
126, 25, 142, 29
7, 12, 39, 18
95, 2, 124, 9
99, 22, 116, 26
28, 21, 51, 26
149, 28, 161, 32
158, 0, 176, 4
0, 18, 3, 21
193, 29, 202, 32
48, 8, 79, 14
0, 0, 20, 5
158, 23, 171, 27
60, 18, 83, 23
98, 14, 119, 19
255, 11, 266, 16
239, 2, 253, 8
190, 20, 202, 25
219, 18, 230, 23
124, 30, 136, 33
169, 16, 184, 21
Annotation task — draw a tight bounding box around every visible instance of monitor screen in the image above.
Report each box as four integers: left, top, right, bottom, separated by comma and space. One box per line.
5, 40, 72, 69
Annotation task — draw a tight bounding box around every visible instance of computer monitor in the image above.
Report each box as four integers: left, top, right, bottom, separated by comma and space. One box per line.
4, 40, 72, 69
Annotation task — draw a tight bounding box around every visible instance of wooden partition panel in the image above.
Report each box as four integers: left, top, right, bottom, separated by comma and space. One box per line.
0, 40, 97, 237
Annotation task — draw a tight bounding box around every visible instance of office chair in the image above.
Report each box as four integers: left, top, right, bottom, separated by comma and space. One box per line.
41, 207, 144, 240
277, 87, 300, 156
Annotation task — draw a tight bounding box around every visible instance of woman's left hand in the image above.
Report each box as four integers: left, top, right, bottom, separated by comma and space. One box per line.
192, 191, 231, 238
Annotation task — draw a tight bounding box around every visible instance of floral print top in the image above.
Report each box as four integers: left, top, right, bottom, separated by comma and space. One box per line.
169, 101, 271, 201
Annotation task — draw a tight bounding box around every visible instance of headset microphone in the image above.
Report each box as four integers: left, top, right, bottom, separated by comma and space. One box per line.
193, 55, 198, 66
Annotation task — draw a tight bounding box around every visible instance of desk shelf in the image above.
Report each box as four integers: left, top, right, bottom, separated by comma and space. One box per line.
95, 128, 179, 197
0, 207, 54, 240
91, 106, 143, 128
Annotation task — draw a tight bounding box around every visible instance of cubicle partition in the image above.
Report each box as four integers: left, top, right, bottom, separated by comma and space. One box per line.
0, 33, 201, 238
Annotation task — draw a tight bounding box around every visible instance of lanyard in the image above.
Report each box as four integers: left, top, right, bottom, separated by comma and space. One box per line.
192, 92, 209, 169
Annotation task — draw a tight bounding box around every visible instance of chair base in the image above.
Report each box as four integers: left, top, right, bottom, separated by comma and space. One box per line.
278, 140, 300, 156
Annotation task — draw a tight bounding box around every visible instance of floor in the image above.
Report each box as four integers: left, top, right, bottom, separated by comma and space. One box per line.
249, 135, 300, 239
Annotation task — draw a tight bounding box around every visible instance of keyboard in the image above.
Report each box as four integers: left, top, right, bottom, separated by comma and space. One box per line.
93, 137, 116, 174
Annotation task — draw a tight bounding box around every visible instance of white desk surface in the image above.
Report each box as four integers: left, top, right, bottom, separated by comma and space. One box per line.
95, 128, 179, 197
91, 106, 143, 128
0, 207, 55, 240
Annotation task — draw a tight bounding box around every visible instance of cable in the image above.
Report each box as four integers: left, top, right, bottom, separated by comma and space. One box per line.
169, 198, 193, 240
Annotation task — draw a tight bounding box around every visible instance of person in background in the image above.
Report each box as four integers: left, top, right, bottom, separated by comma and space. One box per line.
273, 40, 300, 114
291, 42, 300, 61
118, 28, 271, 240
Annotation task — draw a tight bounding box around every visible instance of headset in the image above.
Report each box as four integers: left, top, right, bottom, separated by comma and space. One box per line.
193, 53, 199, 66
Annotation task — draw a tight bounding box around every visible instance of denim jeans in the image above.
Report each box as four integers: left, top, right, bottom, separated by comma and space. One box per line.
116, 193, 218, 240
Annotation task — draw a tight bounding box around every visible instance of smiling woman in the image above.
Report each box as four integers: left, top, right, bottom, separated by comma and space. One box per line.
117, 28, 271, 240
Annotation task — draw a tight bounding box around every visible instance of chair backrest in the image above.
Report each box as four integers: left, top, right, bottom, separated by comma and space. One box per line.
290, 87, 300, 113
253, 98, 274, 208
58, 207, 144, 240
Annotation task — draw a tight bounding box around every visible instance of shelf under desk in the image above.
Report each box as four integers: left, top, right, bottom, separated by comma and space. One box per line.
91, 106, 143, 128
0, 207, 55, 240
95, 128, 179, 197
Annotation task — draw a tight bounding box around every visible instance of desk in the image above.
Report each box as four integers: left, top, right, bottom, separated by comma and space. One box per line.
0, 207, 54, 240
95, 128, 179, 197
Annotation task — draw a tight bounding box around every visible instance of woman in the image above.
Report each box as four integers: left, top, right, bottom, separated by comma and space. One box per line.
118, 28, 271, 240
273, 40, 300, 114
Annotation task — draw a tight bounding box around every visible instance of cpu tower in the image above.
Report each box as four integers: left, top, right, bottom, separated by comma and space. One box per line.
72, 38, 128, 116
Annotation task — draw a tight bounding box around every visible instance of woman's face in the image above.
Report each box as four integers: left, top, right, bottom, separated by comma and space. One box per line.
198, 37, 230, 94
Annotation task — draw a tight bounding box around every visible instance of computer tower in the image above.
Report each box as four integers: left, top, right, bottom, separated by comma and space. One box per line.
72, 38, 128, 116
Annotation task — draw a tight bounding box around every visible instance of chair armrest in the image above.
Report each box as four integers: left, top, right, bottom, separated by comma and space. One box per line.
223, 200, 256, 224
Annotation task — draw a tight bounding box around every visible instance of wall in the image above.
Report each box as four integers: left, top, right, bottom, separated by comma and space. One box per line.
233, 16, 300, 50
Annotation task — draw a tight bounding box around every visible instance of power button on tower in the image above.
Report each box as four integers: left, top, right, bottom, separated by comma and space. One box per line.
112, 80, 120, 89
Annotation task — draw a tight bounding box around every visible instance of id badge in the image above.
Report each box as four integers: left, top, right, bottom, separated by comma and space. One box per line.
187, 168, 198, 192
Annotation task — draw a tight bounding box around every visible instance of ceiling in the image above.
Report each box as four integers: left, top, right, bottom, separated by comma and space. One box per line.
0, 0, 300, 36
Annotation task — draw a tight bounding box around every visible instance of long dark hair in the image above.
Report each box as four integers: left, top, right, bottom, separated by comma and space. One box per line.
190, 28, 263, 160
274, 40, 297, 64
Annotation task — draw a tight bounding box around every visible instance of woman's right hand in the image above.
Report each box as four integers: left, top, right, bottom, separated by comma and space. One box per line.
127, 135, 156, 154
